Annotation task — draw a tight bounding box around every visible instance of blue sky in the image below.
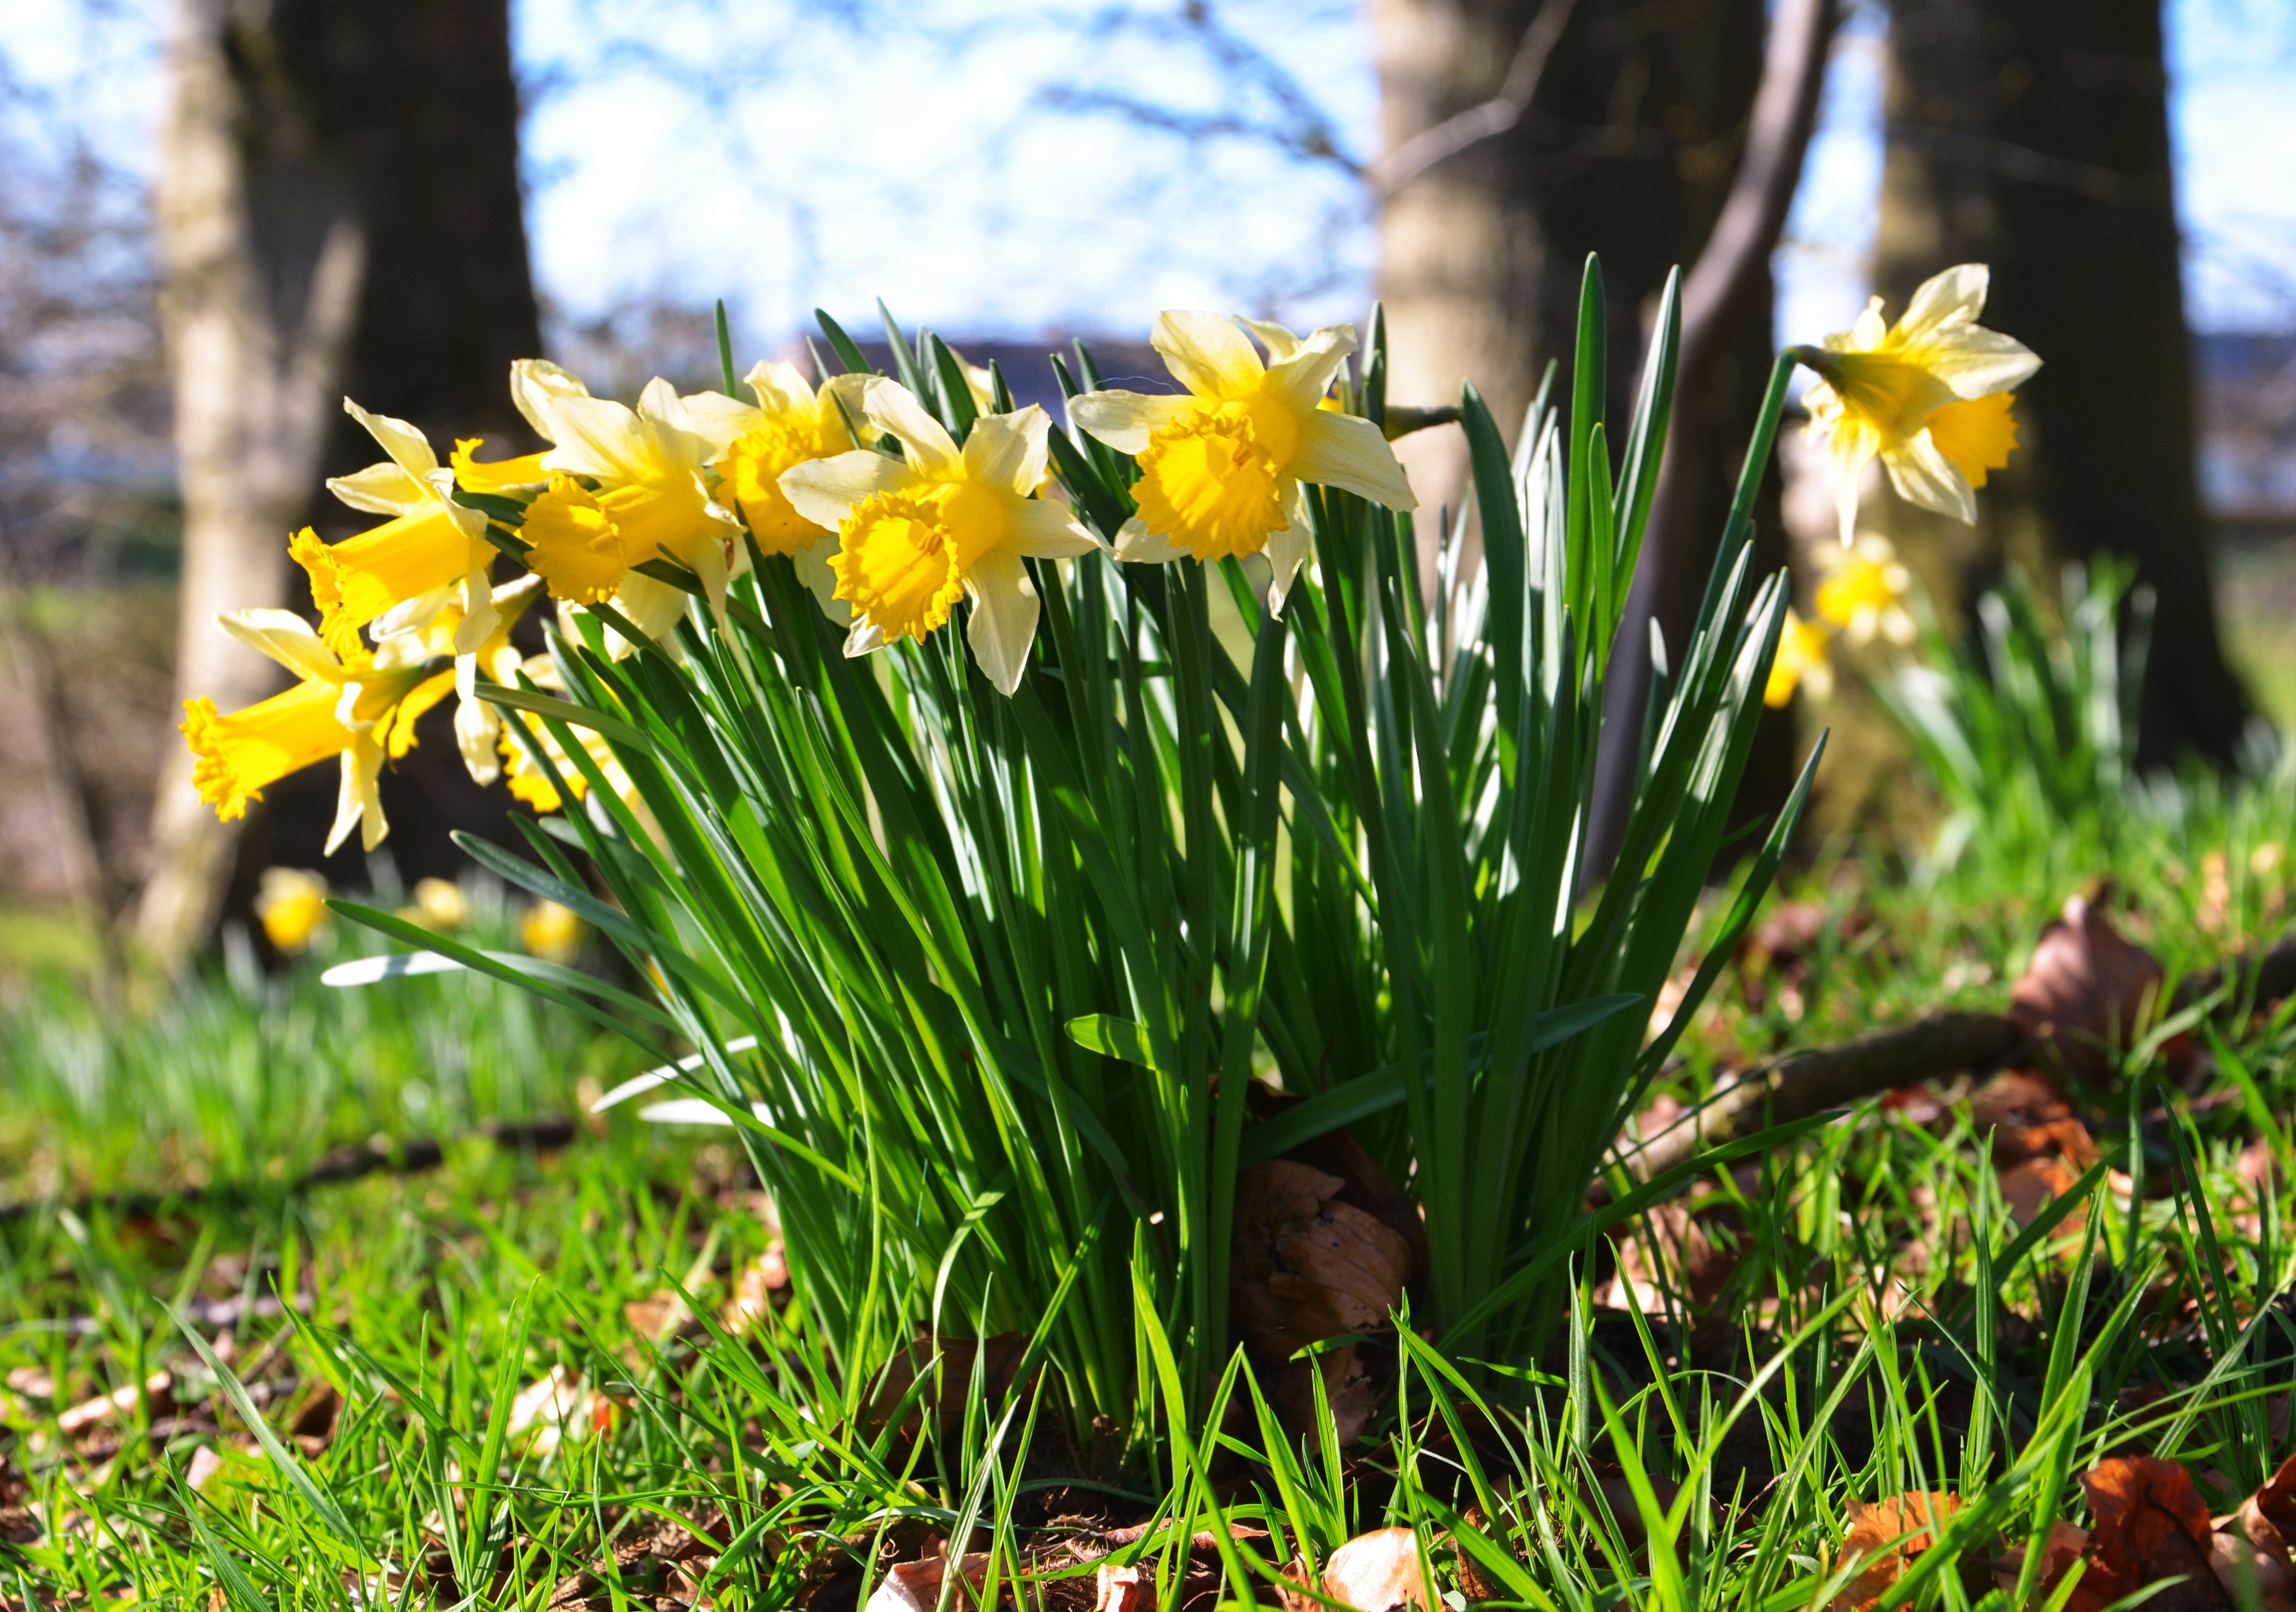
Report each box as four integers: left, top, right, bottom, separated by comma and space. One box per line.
5, 0, 2293, 351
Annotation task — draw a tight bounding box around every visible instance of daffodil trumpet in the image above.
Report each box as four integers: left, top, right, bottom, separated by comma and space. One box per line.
1069, 312, 1417, 609
778, 378, 1105, 695
1790, 263, 2039, 544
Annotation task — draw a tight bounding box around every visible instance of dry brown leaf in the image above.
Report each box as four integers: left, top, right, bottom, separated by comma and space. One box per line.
2009, 896, 2167, 1088
1992, 1520, 2090, 1595
56, 1370, 170, 1435
1322, 1527, 1433, 1611
1269, 1343, 1377, 1449
865, 1333, 1033, 1442
721, 1240, 790, 1334
1094, 1561, 1153, 1611
866, 1551, 994, 1612
2216, 1452, 2296, 1612
1229, 1161, 1414, 1359
1829, 1491, 1959, 1612
2073, 1456, 2228, 1612
1599, 1200, 1741, 1314
2209, 1530, 2295, 1612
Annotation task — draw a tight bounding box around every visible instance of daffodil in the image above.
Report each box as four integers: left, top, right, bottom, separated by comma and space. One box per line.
1764, 610, 1834, 709
452, 437, 550, 494
292, 401, 496, 657
1791, 264, 2038, 543
778, 378, 1104, 694
510, 361, 745, 640
1815, 534, 1918, 648
255, 868, 331, 953
1068, 312, 1416, 608
408, 878, 469, 931
522, 900, 585, 963
181, 611, 450, 853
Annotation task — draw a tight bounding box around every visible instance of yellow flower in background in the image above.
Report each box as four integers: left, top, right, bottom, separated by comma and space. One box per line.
1764, 610, 1834, 709
293, 400, 497, 657
183, 611, 449, 853
511, 362, 744, 640
1791, 264, 2039, 544
779, 378, 1104, 694
410, 878, 468, 931
495, 659, 642, 820
255, 868, 331, 954
1069, 313, 1416, 608
1815, 534, 1918, 648
522, 900, 584, 963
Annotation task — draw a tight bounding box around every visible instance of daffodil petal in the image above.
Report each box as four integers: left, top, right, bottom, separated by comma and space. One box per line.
217, 609, 346, 685
1292, 409, 1416, 510
329, 734, 388, 856
1894, 264, 1989, 342
859, 378, 963, 477
961, 406, 1050, 498
793, 538, 852, 626
1261, 324, 1358, 414
963, 549, 1039, 696
779, 449, 913, 530
344, 399, 440, 482
537, 394, 654, 482
1008, 497, 1104, 560
1907, 328, 2040, 402
329, 460, 430, 516
455, 693, 502, 785
1235, 317, 1303, 364
1152, 311, 1265, 399
1111, 517, 1188, 564
1068, 389, 1192, 454
844, 617, 887, 659
677, 388, 763, 449
1882, 429, 1977, 525
743, 359, 817, 418
1263, 505, 1315, 615
510, 358, 590, 436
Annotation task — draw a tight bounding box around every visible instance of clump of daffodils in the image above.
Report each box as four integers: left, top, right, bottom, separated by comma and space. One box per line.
1791, 264, 2037, 545
180, 311, 1419, 848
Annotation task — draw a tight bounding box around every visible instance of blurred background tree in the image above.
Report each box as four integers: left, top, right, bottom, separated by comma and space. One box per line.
133, 0, 541, 967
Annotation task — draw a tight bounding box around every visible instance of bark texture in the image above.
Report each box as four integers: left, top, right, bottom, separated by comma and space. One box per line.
1878, 0, 2250, 764
1373, 0, 1770, 517
137, 0, 368, 964
137, 0, 541, 964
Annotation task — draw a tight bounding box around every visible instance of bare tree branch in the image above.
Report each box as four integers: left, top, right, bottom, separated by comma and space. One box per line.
1363, 0, 1581, 201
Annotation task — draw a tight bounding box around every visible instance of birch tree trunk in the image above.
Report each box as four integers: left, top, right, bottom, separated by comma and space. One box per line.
134, 0, 366, 965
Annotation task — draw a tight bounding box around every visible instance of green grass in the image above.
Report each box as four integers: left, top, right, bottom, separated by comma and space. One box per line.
1, 802, 2289, 1605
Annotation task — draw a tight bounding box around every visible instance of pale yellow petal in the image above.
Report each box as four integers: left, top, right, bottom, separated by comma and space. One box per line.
859, 377, 962, 477
344, 398, 439, 482
1261, 323, 1358, 414
510, 359, 591, 437
1112, 516, 1187, 564
1152, 311, 1264, 399
963, 548, 1039, 696
778, 449, 915, 529
1235, 316, 1303, 364
677, 389, 763, 452
537, 394, 653, 482
743, 359, 817, 418
1903, 329, 2040, 401
1068, 389, 1192, 454
329, 735, 388, 855
793, 538, 852, 626
328, 460, 430, 516
815, 373, 872, 447
1292, 410, 1416, 510
961, 405, 1050, 498
1007, 497, 1104, 560
1263, 500, 1315, 614
1882, 429, 1977, 525
1894, 264, 1989, 343
216, 609, 345, 685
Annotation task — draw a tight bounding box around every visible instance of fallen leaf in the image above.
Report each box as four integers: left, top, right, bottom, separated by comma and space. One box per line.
865, 1552, 993, 1612
57, 1370, 171, 1435
505, 1365, 610, 1456
4, 1367, 52, 1401
2209, 1529, 2294, 1612
865, 1333, 1033, 1442
1992, 1520, 2089, 1595
721, 1240, 790, 1334
2074, 1456, 2228, 1612
1268, 1342, 1377, 1448
1095, 1561, 1153, 1611
1322, 1527, 1433, 1611
1969, 1071, 2099, 1169
1599, 1199, 1741, 1314
1830, 1491, 1959, 1611
1229, 1161, 1414, 1359
2010, 897, 2167, 1088
622, 1289, 695, 1345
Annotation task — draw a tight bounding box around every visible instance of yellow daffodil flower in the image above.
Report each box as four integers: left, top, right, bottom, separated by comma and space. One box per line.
292, 400, 496, 657
1764, 610, 1834, 709
522, 900, 585, 963
1068, 312, 1416, 608
408, 877, 469, 931
778, 378, 1104, 696
1791, 264, 2039, 544
1815, 534, 1918, 648
255, 868, 331, 953
511, 362, 745, 640
452, 437, 550, 494
182, 611, 450, 853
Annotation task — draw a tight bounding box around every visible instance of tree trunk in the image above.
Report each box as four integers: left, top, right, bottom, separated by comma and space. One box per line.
1879, 0, 2251, 765
134, 0, 368, 966
136, 0, 542, 965
1374, 0, 1770, 515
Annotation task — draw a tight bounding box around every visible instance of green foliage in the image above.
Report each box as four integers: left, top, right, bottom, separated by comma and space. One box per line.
399, 261, 1806, 1440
